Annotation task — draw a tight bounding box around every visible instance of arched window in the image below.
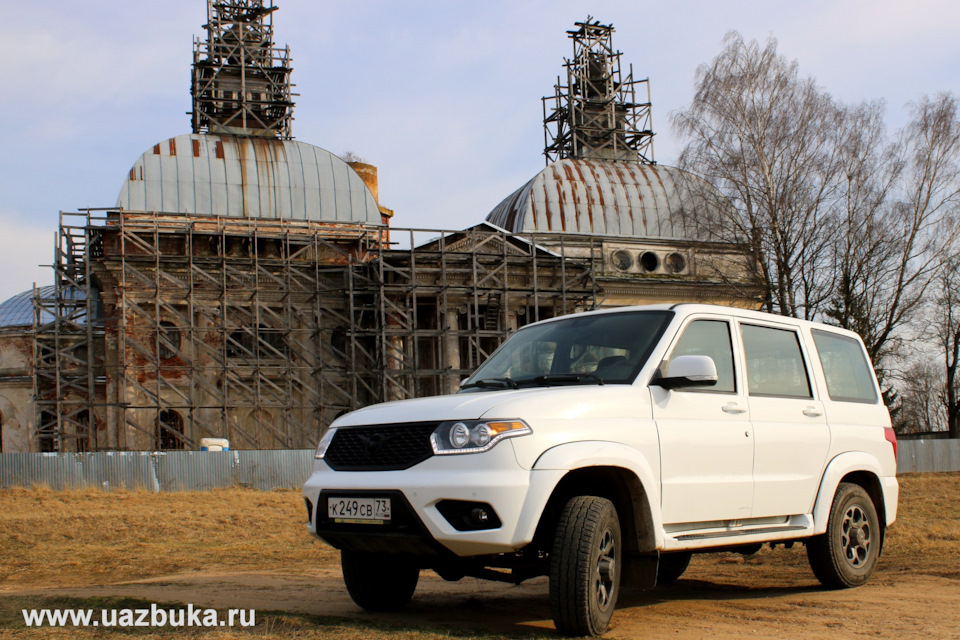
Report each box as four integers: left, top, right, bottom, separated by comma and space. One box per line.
157, 410, 185, 450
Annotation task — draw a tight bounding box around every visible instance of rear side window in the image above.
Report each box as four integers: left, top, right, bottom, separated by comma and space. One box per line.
812, 330, 879, 404
740, 324, 812, 398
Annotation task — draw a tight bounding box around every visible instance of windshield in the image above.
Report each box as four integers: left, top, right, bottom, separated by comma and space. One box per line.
461, 310, 673, 391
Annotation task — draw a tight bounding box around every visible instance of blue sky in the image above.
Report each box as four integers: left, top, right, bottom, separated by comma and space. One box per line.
1, 0, 958, 302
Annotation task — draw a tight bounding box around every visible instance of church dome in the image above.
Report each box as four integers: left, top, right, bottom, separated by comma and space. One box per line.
117, 134, 382, 225
486, 159, 726, 240
0, 286, 86, 328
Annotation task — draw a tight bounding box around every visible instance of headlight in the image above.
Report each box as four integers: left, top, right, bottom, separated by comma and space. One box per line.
314, 428, 337, 459
430, 420, 531, 455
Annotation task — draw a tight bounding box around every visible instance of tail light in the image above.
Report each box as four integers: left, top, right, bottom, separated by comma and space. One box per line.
884, 427, 898, 459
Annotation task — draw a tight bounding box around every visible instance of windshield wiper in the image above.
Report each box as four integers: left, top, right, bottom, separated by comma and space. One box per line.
533, 373, 604, 386
460, 377, 519, 390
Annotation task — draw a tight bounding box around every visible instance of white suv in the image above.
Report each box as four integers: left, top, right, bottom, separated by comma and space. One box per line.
303, 304, 898, 636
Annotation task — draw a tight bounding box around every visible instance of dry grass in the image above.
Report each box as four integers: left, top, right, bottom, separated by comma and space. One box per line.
0, 486, 337, 589
883, 472, 960, 570
0, 474, 957, 638
1, 475, 958, 589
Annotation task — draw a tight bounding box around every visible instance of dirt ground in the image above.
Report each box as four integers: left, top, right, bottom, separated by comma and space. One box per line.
5, 554, 959, 639
2, 474, 959, 639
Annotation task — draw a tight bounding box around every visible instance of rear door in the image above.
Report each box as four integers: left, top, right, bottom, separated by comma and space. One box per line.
738, 321, 830, 518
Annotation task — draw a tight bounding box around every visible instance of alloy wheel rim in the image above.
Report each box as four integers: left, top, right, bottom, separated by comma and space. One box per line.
840, 504, 871, 568
594, 528, 617, 609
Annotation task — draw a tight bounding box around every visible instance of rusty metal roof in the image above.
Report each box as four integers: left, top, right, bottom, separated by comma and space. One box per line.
117, 134, 382, 224
486, 159, 726, 239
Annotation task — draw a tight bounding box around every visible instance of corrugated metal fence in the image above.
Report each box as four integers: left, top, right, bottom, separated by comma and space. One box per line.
0, 441, 957, 492
0, 450, 315, 491
897, 439, 960, 473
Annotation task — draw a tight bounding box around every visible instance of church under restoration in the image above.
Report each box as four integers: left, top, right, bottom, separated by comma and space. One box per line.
0, 8, 759, 453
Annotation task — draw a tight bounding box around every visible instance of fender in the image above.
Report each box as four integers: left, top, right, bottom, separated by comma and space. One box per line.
812, 451, 888, 534
529, 441, 664, 550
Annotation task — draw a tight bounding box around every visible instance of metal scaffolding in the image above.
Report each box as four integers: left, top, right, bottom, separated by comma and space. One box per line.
543, 17, 654, 165
33, 212, 600, 451
32, 211, 107, 452
191, 0, 296, 138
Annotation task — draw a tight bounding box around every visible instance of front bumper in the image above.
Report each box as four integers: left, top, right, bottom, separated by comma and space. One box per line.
303, 442, 564, 557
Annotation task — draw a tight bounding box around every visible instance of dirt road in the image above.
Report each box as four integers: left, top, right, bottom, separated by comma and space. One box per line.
6, 547, 958, 639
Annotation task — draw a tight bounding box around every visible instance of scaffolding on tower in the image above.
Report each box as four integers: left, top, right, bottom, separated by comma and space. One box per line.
543, 17, 654, 165
191, 0, 297, 138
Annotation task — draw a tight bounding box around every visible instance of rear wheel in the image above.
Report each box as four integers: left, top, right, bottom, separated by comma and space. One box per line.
807, 482, 881, 588
550, 496, 622, 637
341, 550, 419, 611
657, 552, 692, 586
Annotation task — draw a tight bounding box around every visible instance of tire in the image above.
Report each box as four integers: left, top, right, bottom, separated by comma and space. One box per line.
806, 482, 881, 589
549, 496, 622, 637
657, 552, 692, 586
341, 550, 419, 611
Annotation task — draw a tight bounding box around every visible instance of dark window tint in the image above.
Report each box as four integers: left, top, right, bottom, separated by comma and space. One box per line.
741, 324, 812, 398
669, 320, 736, 393
812, 330, 879, 404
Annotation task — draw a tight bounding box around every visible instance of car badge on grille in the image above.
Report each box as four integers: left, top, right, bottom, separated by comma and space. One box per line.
356, 432, 398, 457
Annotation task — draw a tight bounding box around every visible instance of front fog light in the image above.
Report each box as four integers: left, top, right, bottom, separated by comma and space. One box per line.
430, 419, 531, 455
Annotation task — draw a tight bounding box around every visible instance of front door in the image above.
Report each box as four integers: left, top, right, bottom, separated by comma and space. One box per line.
652, 316, 754, 526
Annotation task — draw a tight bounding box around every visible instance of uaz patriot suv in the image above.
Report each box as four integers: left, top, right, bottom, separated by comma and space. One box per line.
303, 304, 898, 636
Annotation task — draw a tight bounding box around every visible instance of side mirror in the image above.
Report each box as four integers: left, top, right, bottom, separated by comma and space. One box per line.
652, 355, 718, 390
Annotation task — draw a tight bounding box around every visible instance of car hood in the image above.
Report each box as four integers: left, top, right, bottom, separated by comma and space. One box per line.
332, 385, 645, 427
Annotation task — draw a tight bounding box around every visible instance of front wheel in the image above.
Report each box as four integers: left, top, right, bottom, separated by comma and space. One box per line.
550, 496, 622, 636
806, 482, 881, 588
341, 550, 419, 611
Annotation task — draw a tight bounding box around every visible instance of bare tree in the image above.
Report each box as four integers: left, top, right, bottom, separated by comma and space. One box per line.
672, 32, 842, 319
822, 103, 903, 362
840, 94, 960, 367
673, 35, 960, 410
895, 359, 947, 434
933, 254, 960, 436
340, 151, 367, 164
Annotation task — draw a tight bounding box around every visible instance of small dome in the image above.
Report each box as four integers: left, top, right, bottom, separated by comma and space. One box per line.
0, 286, 86, 328
486, 159, 727, 239
117, 134, 382, 225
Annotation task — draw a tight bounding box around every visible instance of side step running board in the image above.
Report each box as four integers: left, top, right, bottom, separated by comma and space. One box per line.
675, 525, 808, 541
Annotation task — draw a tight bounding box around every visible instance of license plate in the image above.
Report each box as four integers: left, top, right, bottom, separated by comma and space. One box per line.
327, 497, 391, 524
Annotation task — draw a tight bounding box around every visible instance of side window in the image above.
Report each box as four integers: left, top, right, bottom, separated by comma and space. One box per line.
668, 319, 736, 393
812, 330, 879, 404
740, 324, 812, 398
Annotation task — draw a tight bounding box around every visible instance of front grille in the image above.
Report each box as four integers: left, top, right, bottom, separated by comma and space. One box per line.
325, 422, 437, 471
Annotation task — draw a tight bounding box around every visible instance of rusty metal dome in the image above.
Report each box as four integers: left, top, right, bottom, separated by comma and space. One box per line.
117, 134, 382, 225
486, 159, 726, 239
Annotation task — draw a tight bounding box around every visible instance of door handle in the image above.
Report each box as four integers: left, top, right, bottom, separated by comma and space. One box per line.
722, 403, 747, 414
803, 407, 823, 418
